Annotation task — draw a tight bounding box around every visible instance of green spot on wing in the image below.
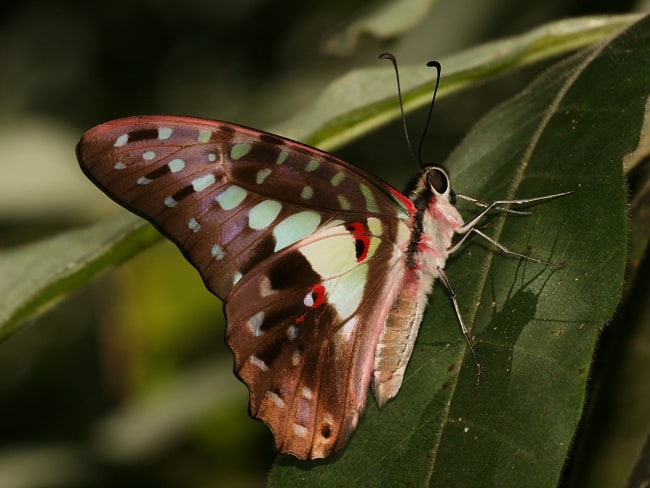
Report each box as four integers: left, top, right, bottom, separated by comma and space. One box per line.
273, 211, 321, 251
331, 172, 345, 186
198, 129, 211, 142
338, 195, 351, 210
306, 159, 320, 172
359, 183, 379, 213
249, 200, 282, 230
276, 150, 289, 165
168, 159, 185, 173
158, 127, 173, 140
256, 168, 272, 184
231, 143, 252, 160
192, 174, 216, 191
216, 185, 247, 210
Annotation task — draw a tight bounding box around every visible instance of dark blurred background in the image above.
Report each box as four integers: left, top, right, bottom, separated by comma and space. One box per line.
0, 0, 643, 486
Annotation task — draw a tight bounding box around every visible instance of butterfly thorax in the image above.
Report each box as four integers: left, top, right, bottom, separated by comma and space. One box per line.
373, 166, 464, 405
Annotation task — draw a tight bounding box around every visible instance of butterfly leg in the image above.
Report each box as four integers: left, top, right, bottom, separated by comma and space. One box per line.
455, 190, 573, 236
448, 227, 557, 266
437, 266, 482, 386
456, 194, 533, 216
448, 190, 572, 264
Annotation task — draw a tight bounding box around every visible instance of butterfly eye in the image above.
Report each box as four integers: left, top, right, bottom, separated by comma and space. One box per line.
426, 167, 450, 196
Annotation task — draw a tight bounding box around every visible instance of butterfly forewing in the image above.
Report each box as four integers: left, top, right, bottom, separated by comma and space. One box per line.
77, 116, 411, 296
76, 115, 415, 459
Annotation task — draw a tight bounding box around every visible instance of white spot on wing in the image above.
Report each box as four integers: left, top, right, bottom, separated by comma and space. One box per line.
259, 276, 275, 297
168, 159, 185, 172
293, 424, 308, 438
341, 316, 359, 341
188, 217, 201, 233
164, 196, 177, 207
291, 350, 301, 366
302, 387, 313, 400
304, 290, 319, 307
287, 325, 298, 341
248, 311, 265, 337
266, 390, 285, 409
143, 151, 156, 160
211, 244, 225, 260
114, 161, 126, 170
233, 272, 243, 285
114, 134, 128, 147
158, 127, 173, 140
137, 176, 151, 185
250, 356, 268, 372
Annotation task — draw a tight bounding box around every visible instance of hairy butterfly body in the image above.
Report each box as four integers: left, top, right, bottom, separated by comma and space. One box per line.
76, 115, 564, 459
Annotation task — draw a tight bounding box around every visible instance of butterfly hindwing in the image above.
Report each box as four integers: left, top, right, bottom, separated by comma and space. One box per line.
226, 218, 409, 458
76, 115, 415, 459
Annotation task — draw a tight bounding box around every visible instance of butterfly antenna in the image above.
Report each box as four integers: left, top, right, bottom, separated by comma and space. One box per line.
379, 53, 416, 164
418, 60, 442, 167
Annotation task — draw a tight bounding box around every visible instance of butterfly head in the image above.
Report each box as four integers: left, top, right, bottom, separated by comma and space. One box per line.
413, 165, 457, 207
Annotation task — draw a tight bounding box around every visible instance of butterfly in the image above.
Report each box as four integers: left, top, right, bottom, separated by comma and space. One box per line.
76, 114, 568, 460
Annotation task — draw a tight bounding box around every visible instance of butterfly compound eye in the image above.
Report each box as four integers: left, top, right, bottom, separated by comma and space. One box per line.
427, 167, 449, 196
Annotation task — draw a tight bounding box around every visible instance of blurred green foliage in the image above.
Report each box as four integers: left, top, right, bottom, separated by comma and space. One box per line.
0, 1, 647, 487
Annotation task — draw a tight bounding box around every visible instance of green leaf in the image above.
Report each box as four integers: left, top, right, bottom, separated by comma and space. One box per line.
0, 15, 636, 339
624, 94, 650, 282
321, 0, 440, 56
275, 14, 639, 151
268, 13, 644, 488
0, 13, 644, 485
0, 212, 158, 340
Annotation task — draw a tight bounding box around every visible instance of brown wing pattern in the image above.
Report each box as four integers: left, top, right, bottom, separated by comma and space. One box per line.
77, 116, 412, 298
226, 219, 409, 458
76, 115, 415, 459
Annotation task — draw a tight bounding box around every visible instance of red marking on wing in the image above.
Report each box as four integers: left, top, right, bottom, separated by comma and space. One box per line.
388, 186, 415, 214
306, 284, 327, 308
346, 221, 371, 262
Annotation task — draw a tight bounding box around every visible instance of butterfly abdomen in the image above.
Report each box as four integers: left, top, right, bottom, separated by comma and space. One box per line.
372, 167, 465, 404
